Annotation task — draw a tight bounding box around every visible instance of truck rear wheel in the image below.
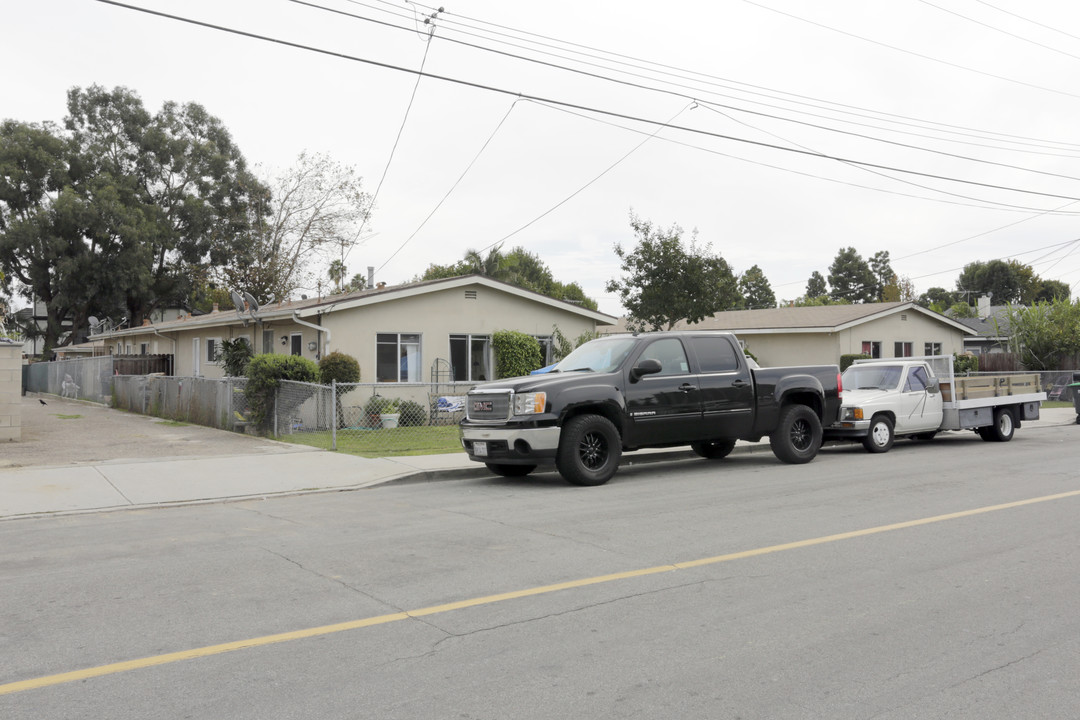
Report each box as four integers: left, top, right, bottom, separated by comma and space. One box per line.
769, 405, 823, 464
556, 414, 622, 486
862, 414, 894, 453
979, 408, 1015, 442
691, 439, 737, 459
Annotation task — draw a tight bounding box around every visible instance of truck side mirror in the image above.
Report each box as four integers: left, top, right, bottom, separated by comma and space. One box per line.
927, 378, 940, 394
630, 358, 662, 382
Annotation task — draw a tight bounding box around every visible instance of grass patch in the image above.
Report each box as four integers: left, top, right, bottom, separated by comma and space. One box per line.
155, 420, 190, 427
1042, 400, 1075, 409
276, 425, 465, 457
53, 413, 82, 420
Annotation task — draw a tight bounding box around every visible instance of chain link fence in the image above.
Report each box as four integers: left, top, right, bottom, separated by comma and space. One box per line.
272, 380, 474, 455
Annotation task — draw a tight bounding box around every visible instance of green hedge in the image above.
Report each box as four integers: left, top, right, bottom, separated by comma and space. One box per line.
492, 330, 543, 379
840, 353, 870, 371
243, 354, 320, 429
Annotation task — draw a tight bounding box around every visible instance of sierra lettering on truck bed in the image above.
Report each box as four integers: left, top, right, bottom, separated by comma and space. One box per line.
460, 331, 842, 486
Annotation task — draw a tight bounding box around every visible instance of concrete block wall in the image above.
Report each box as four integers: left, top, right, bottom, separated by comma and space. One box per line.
0, 343, 21, 442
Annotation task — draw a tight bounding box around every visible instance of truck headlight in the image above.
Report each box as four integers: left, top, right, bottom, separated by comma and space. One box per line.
841, 407, 864, 421
513, 392, 546, 415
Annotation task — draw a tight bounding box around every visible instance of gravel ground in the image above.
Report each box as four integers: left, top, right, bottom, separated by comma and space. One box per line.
2, 393, 312, 469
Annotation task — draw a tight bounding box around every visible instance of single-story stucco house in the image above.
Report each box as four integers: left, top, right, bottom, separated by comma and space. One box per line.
610, 302, 975, 367
82, 275, 617, 383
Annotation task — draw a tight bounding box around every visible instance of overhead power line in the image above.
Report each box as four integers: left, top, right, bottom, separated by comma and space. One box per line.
90, 0, 1080, 205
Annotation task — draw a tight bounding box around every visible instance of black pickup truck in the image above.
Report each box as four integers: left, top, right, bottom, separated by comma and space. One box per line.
460, 331, 842, 485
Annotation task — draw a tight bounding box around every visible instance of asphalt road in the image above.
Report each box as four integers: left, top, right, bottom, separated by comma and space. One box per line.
2, 425, 1078, 719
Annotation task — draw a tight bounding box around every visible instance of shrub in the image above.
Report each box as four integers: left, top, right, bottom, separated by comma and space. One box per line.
399, 399, 427, 427
840, 353, 870, 371
243, 354, 320, 430
953, 353, 979, 375
319, 351, 360, 384
319, 352, 360, 428
364, 395, 399, 417
492, 330, 543, 379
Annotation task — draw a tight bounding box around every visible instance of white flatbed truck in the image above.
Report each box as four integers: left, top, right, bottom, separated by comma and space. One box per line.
825, 356, 1046, 452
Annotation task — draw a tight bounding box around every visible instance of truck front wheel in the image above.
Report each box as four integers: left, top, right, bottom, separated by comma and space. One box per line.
862, 415, 894, 453
770, 404, 823, 464
556, 415, 622, 486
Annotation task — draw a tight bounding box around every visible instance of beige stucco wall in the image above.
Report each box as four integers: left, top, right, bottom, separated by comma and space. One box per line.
736, 332, 840, 367
0, 343, 22, 441
836, 312, 967, 358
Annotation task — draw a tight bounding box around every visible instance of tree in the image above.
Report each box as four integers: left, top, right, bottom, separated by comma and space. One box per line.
1004, 299, 1080, 370
420, 244, 599, 310
606, 215, 738, 330
828, 247, 875, 303
328, 260, 346, 293
219, 151, 371, 303
343, 273, 367, 293
491, 330, 543, 378
737, 265, 776, 309
65, 85, 266, 325
868, 251, 894, 302
1034, 279, 1070, 303
917, 287, 956, 312
0, 119, 85, 356
955, 259, 1038, 305
805, 271, 827, 299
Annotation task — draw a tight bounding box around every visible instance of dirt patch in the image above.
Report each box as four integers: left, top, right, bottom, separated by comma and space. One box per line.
3, 394, 313, 468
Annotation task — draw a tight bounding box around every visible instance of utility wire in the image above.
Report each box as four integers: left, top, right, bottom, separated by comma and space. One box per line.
475, 101, 698, 255
402, 0, 1080, 151
96, 0, 1080, 204
975, 0, 1080, 44
917, 0, 1080, 63
740, 0, 1080, 101
376, 99, 521, 272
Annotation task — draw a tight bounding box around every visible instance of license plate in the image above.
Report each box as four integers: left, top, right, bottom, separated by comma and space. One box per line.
473, 441, 488, 457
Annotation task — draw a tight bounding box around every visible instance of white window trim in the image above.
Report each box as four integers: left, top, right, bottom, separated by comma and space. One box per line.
206, 336, 222, 364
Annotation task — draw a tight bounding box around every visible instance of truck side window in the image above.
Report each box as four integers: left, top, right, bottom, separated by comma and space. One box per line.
638, 338, 689, 376
692, 336, 740, 372
905, 366, 929, 392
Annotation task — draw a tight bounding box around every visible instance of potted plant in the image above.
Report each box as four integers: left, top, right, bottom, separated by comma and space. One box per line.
380, 398, 402, 429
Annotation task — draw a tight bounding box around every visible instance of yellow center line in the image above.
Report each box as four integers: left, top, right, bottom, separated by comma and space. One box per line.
4, 488, 1079, 696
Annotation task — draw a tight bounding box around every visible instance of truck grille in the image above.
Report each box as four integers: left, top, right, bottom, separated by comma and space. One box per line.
466, 390, 512, 422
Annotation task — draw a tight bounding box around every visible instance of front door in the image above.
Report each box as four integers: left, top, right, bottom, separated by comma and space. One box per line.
624, 337, 702, 445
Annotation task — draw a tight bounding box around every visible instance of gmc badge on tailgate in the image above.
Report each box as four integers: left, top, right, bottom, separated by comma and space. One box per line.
473, 400, 493, 412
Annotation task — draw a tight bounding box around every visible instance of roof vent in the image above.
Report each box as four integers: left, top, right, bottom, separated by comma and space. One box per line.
901, 314, 907, 321
465, 290, 478, 300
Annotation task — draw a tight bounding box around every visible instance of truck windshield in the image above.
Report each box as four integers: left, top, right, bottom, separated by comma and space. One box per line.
842, 364, 903, 391
553, 337, 637, 374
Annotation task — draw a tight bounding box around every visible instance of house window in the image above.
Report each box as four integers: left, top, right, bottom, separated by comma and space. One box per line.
894, 342, 913, 357
377, 333, 421, 382
450, 334, 491, 382
291, 333, 303, 357
861, 341, 882, 359
924, 342, 942, 356
207, 337, 221, 363
140, 343, 148, 356
263, 329, 274, 354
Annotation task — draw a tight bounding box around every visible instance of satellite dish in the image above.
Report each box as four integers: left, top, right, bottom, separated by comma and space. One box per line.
230, 291, 245, 314
89, 316, 99, 327
242, 292, 260, 313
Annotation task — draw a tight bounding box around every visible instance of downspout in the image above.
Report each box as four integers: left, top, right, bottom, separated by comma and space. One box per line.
292, 311, 330, 357
150, 324, 177, 374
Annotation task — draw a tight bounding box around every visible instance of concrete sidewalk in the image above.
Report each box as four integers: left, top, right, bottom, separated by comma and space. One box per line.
1, 402, 1075, 521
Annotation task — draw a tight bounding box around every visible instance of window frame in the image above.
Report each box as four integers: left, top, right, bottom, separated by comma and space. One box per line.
449, 333, 492, 382
861, 340, 882, 359
206, 336, 222, 364
924, 342, 943, 356
894, 341, 913, 358
377, 332, 422, 383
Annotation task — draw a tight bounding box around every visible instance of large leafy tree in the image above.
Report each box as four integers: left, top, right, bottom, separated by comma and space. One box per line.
1035, 279, 1070, 303
606, 215, 737, 330
917, 286, 957, 312
737, 265, 776, 309
0, 119, 97, 356
955, 259, 1039, 305
828, 247, 875, 303
65, 85, 266, 325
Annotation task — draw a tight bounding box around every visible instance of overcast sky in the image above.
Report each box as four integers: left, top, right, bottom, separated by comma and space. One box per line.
6, 0, 1080, 315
